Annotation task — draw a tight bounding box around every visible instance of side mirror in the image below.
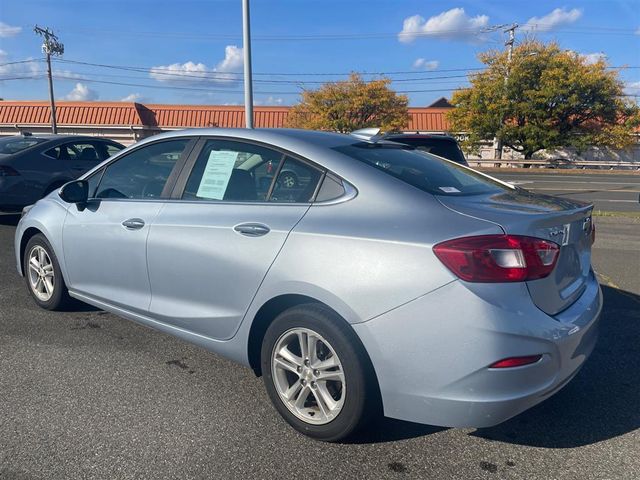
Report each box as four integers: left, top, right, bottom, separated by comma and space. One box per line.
59, 180, 89, 205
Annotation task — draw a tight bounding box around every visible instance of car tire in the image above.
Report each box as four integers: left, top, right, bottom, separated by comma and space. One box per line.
23, 233, 72, 311
261, 304, 379, 442
278, 171, 298, 189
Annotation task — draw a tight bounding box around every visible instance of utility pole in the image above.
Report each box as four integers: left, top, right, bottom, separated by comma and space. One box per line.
495, 23, 517, 160
34, 25, 64, 134
242, 0, 254, 129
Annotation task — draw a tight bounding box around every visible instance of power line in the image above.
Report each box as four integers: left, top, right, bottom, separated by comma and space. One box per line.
49, 58, 640, 80
45, 24, 640, 41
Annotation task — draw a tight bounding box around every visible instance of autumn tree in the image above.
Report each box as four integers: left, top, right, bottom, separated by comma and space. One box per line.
287, 73, 409, 132
448, 40, 640, 159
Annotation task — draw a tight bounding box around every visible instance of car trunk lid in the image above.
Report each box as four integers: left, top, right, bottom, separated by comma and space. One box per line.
436, 188, 594, 315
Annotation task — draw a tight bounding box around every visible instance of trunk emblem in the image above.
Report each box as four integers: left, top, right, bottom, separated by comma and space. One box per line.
549, 224, 571, 246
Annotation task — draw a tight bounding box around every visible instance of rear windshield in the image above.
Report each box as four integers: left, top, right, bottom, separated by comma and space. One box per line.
333, 143, 511, 196
388, 137, 467, 165
0, 136, 46, 154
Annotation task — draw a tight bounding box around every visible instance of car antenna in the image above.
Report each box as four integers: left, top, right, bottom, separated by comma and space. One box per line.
350, 128, 383, 143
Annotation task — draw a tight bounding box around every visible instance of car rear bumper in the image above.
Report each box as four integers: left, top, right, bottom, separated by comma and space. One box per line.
352, 272, 602, 428
0, 177, 31, 210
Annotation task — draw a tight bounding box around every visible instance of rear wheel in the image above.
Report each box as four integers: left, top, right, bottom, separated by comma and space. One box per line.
261, 304, 378, 441
24, 234, 72, 310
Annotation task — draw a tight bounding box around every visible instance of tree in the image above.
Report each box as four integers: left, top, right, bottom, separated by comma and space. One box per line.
287, 73, 409, 132
448, 40, 640, 159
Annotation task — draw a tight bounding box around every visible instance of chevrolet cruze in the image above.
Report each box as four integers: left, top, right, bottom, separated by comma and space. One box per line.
15, 128, 601, 441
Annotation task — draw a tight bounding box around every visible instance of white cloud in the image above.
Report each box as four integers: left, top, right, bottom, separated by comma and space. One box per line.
523, 8, 582, 32
64, 82, 98, 101
636, 26, 640, 35
0, 21, 21, 38
580, 52, 607, 65
254, 96, 284, 106
399, 8, 489, 43
120, 93, 143, 102
413, 58, 439, 70
150, 45, 243, 86
0, 50, 41, 79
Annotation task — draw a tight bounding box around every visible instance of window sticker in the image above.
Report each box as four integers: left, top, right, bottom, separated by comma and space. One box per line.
439, 186, 460, 193
196, 150, 239, 200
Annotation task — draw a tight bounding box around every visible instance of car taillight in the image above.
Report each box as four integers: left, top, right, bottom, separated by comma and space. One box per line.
0, 165, 20, 176
433, 234, 559, 283
591, 223, 596, 245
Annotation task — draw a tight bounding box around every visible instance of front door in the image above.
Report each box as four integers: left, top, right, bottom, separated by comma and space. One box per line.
62, 138, 194, 313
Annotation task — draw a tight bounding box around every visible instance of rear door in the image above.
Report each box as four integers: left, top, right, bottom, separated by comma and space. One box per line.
146, 138, 323, 340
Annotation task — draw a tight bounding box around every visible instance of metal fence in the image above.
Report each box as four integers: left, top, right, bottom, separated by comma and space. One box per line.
469, 159, 640, 170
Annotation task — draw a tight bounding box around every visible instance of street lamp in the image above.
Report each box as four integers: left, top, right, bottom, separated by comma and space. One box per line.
242, 0, 254, 129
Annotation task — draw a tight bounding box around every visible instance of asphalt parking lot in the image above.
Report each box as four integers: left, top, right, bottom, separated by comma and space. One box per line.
1, 183, 639, 479
487, 170, 640, 213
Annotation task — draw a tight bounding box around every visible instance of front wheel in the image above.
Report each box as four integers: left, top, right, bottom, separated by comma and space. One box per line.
23, 233, 72, 310
261, 304, 378, 441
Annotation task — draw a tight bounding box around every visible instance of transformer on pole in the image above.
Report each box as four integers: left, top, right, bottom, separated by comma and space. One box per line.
34, 25, 64, 134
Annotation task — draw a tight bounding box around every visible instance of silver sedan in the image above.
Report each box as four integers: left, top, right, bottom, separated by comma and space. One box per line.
14, 128, 601, 441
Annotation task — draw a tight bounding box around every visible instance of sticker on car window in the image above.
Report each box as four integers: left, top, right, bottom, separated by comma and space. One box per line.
439, 186, 460, 193
196, 150, 239, 200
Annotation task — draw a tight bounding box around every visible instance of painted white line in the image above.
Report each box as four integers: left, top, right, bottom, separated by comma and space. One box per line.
499, 178, 639, 185
528, 188, 640, 193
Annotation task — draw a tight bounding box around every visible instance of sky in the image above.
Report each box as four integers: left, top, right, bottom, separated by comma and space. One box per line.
1, 0, 639, 106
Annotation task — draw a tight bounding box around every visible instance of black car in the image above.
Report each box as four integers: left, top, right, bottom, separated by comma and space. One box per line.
0, 133, 125, 212
382, 133, 468, 166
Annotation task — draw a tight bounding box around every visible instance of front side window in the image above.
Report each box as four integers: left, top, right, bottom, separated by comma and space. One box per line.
95, 139, 189, 199
334, 142, 511, 196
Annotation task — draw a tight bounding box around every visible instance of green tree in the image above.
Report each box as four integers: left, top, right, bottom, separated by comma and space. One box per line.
448, 40, 640, 158
287, 73, 409, 132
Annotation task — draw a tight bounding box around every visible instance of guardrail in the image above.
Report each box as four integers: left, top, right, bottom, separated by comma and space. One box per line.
468, 159, 640, 170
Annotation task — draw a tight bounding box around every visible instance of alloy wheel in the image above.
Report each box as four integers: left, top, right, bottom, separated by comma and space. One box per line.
271, 327, 346, 425
27, 245, 55, 302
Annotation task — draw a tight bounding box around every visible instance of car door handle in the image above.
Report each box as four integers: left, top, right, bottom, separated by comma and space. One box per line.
122, 218, 145, 230
234, 223, 270, 237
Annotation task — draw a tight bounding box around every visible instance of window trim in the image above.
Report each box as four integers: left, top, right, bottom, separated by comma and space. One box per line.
170, 135, 331, 205
90, 137, 198, 202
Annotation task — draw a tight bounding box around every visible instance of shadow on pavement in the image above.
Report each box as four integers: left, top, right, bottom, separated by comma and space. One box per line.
474, 285, 640, 448
343, 417, 446, 445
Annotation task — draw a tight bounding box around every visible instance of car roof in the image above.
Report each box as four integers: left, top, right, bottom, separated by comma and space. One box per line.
4, 134, 121, 143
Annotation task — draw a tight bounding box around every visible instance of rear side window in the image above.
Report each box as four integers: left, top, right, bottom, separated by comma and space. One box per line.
182, 139, 323, 203
334, 143, 511, 196
315, 173, 346, 202
104, 143, 123, 158
269, 157, 323, 203
183, 140, 284, 202
0, 137, 45, 154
